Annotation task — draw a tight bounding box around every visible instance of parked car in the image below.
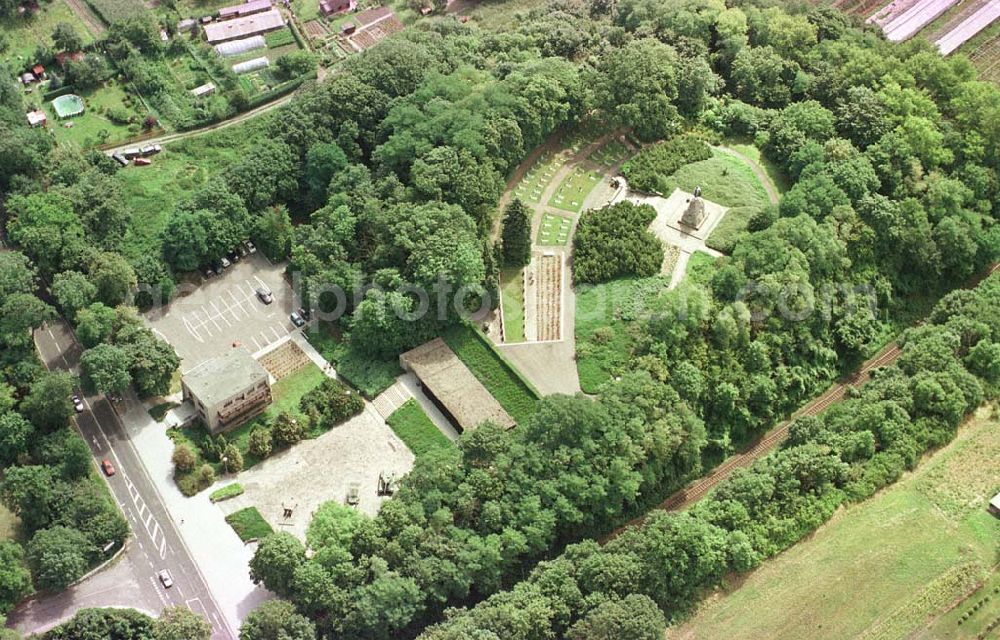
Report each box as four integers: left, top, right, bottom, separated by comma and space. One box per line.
220, 257, 231, 269
157, 570, 173, 588
244, 240, 257, 254
229, 251, 240, 264
72, 395, 84, 413
133, 157, 152, 166
297, 306, 311, 321
203, 267, 216, 279
290, 311, 305, 327
237, 244, 248, 257
101, 459, 115, 476
112, 153, 129, 167
256, 286, 273, 305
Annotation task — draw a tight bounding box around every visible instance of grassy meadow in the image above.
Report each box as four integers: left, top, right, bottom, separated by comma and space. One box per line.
386, 399, 453, 458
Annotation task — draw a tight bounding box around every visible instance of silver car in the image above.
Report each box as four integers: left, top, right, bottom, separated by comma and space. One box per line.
158, 569, 173, 588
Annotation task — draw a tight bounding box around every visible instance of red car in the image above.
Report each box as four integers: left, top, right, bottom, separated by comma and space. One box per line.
101, 459, 115, 477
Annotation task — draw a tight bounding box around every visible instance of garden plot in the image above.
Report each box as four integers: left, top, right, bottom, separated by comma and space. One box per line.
537, 213, 572, 246
524, 253, 562, 342
513, 152, 562, 204
968, 29, 1000, 81
548, 166, 602, 213
934, 0, 1000, 54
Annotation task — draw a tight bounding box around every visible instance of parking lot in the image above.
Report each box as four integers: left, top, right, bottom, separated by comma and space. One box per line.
145, 253, 299, 371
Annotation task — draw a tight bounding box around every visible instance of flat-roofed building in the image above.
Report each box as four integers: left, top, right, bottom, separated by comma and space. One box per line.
182, 348, 272, 433
203, 8, 284, 43
218, 0, 272, 20
400, 338, 516, 433
26, 110, 46, 127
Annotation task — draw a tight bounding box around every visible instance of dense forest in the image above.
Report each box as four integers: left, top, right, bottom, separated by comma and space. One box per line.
2, 0, 1000, 636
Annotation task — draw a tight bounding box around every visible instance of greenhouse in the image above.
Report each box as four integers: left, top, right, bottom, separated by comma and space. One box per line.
51, 94, 85, 118
215, 36, 267, 57
232, 56, 270, 75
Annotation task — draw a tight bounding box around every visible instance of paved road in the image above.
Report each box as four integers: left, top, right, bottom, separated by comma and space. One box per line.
8, 320, 235, 639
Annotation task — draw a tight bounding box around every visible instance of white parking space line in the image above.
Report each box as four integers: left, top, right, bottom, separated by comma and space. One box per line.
251, 336, 262, 351
270, 325, 282, 341
227, 290, 245, 321
203, 305, 223, 332
210, 301, 232, 328
183, 315, 204, 343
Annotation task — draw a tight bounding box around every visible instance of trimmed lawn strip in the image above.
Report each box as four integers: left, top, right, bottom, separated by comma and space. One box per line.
725, 140, 791, 195
210, 483, 245, 503
386, 399, 453, 457
225, 506, 273, 542
500, 267, 525, 343
671, 410, 1000, 640
441, 325, 540, 425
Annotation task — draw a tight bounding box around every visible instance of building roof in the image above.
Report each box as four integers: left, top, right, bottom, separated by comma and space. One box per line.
191, 82, 216, 96
32, 64, 45, 75
991, 492, 1000, 511
400, 338, 516, 431
218, 0, 271, 18
203, 8, 284, 42
26, 110, 46, 125
183, 347, 269, 408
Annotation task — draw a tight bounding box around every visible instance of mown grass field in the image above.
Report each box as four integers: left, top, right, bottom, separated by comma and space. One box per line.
659, 151, 769, 210
441, 325, 540, 425
669, 407, 1000, 640
706, 205, 757, 254
500, 267, 525, 343
574, 276, 668, 393
386, 399, 453, 458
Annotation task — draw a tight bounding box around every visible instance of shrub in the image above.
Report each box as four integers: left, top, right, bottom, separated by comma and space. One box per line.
247, 428, 273, 459
573, 201, 663, 284
622, 134, 712, 193
222, 444, 243, 474
299, 378, 364, 432
171, 444, 196, 472
271, 412, 305, 447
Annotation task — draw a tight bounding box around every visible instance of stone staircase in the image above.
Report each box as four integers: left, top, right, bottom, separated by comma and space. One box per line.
372, 382, 412, 420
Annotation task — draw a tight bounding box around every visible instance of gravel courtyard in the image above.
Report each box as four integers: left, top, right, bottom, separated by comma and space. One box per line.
216, 403, 414, 540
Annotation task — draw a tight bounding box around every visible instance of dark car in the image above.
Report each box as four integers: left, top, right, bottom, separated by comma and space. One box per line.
297, 306, 311, 321
290, 311, 306, 327
203, 267, 216, 279
229, 251, 240, 264
256, 286, 274, 305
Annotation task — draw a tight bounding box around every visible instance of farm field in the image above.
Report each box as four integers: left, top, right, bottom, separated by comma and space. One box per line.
500, 267, 525, 343
1, 1, 96, 66
669, 407, 1000, 640
537, 213, 572, 246
386, 399, 454, 458
441, 325, 540, 424
574, 276, 668, 393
